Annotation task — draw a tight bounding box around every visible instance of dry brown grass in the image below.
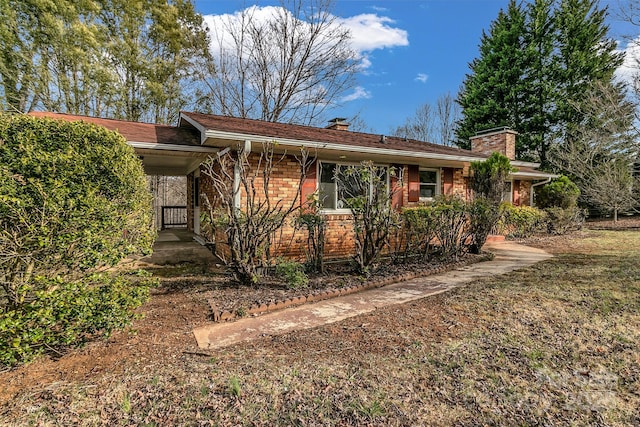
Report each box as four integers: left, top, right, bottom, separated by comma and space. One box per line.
1, 230, 639, 426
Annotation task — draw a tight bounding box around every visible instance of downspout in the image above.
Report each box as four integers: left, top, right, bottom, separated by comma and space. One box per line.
530, 178, 551, 207
233, 140, 252, 209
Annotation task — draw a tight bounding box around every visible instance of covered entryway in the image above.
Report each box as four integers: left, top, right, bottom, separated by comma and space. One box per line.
140, 229, 219, 266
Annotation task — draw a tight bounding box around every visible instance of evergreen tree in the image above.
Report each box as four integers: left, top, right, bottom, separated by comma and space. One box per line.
521, 0, 556, 166
456, 0, 528, 150
455, 0, 624, 168
554, 0, 624, 143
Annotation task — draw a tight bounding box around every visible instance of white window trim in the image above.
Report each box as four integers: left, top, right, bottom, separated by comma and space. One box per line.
419, 167, 441, 202
317, 161, 390, 214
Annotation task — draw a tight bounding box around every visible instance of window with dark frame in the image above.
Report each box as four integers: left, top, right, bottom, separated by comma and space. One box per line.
318, 162, 388, 210
419, 169, 439, 200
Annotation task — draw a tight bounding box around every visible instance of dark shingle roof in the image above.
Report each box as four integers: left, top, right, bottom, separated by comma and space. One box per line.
29, 112, 200, 146
180, 111, 485, 159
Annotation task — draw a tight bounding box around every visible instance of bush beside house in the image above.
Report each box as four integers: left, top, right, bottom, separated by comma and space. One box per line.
0, 114, 156, 366
535, 175, 584, 233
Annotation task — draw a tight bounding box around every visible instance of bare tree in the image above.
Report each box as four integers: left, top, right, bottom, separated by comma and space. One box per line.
346, 113, 375, 133
392, 92, 460, 145
436, 92, 461, 146
588, 159, 638, 221
198, 0, 358, 126
615, 1, 640, 125
392, 103, 436, 142
200, 142, 312, 284
552, 81, 639, 221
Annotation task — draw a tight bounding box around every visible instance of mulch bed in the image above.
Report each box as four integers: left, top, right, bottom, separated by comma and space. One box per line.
149, 215, 640, 322
151, 252, 492, 323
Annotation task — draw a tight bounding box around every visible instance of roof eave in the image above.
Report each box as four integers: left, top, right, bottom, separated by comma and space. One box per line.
202, 129, 485, 164
511, 171, 558, 179
128, 141, 219, 153
511, 160, 541, 168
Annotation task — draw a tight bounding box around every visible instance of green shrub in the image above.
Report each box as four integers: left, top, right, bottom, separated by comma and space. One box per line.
431, 195, 470, 259
500, 204, 547, 238
275, 259, 308, 289
536, 176, 580, 209
544, 206, 584, 235
0, 114, 156, 366
467, 152, 515, 253
0, 114, 154, 307
468, 196, 501, 253
470, 152, 515, 202
400, 206, 438, 260
0, 273, 155, 367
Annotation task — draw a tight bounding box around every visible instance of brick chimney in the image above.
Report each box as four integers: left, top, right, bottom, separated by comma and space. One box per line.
326, 117, 349, 131
470, 127, 517, 160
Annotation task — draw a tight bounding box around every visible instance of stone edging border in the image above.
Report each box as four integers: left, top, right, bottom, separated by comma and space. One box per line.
208, 253, 493, 323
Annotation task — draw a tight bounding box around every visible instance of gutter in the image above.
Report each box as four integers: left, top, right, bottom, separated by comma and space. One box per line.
201, 129, 488, 164
128, 141, 220, 153
530, 177, 552, 207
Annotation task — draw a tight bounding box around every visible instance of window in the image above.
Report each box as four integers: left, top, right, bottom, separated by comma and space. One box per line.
419, 169, 440, 200
319, 162, 338, 209
502, 181, 513, 203
318, 162, 388, 211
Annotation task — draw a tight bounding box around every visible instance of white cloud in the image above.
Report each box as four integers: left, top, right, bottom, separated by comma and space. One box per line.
615, 36, 640, 87
201, 6, 408, 102
337, 14, 409, 53
415, 73, 429, 83
341, 86, 372, 102
203, 7, 408, 57
371, 6, 388, 12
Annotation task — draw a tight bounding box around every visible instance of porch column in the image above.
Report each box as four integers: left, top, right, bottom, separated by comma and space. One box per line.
193, 168, 201, 235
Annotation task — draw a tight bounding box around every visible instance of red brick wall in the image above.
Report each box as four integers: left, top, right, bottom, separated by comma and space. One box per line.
196, 152, 534, 260
470, 129, 517, 160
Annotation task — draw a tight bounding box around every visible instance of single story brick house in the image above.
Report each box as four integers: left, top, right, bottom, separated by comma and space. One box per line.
29, 111, 555, 258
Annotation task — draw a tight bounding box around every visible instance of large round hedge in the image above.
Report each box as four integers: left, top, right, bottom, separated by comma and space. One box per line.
0, 114, 155, 306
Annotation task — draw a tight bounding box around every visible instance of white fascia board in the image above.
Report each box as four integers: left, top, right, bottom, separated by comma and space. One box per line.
128, 141, 219, 153
179, 113, 209, 144
511, 160, 541, 168
203, 130, 485, 164
510, 171, 558, 179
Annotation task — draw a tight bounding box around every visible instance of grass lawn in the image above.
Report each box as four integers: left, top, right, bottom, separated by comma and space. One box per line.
1, 230, 639, 425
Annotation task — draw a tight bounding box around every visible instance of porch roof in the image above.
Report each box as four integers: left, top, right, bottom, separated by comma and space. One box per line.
28, 112, 218, 176
29, 112, 200, 145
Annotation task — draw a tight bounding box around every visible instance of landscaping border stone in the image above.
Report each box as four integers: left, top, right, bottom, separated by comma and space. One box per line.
207, 254, 493, 323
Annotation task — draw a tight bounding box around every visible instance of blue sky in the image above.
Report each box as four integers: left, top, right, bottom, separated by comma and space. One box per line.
194, 0, 637, 134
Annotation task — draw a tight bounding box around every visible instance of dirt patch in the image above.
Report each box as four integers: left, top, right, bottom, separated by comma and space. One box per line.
0, 252, 485, 403
151, 252, 488, 319
0, 285, 209, 403
2, 231, 638, 425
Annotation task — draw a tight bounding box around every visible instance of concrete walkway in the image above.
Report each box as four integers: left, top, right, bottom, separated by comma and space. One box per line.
141, 229, 219, 266
192, 241, 553, 350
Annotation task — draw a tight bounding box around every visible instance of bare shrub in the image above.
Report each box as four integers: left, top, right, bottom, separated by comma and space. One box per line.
200, 142, 312, 285
334, 162, 403, 274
